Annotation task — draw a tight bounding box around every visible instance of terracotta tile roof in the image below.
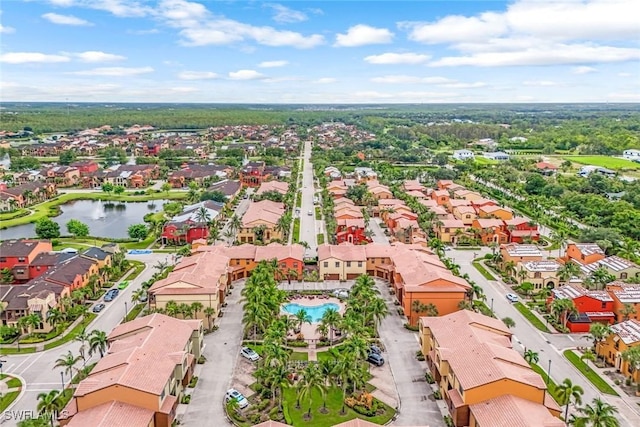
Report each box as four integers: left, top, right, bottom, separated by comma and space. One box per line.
420, 310, 512, 350
149, 251, 228, 295
454, 205, 476, 214
364, 243, 397, 259
75, 314, 201, 398
333, 420, 384, 427
504, 217, 531, 226
571, 243, 605, 256
255, 243, 304, 262
449, 199, 471, 207
253, 422, 291, 427
214, 244, 257, 259
433, 190, 449, 197
0, 239, 50, 257
255, 180, 289, 195
418, 199, 438, 208
470, 394, 565, 427
439, 219, 465, 228
338, 218, 366, 228
242, 200, 285, 227
474, 218, 504, 228
65, 400, 154, 427
378, 198, 406, 206
318, 244, 366, 261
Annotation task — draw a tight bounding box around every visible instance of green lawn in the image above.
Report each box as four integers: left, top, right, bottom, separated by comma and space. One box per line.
563, 350, 618, 396
123, 303, 145, 323
282, 386, 395, 426
0, 391, 20, 412
1, 191, 187, 228
0, 209, 29, 221
317, 233, 325, 245
43, 313, 98, 351
563, 155, 640, 170
472, 261, 495, 280
513, 302, 551, 333
290, 351, 309, 362
474, 157, 498, 165
293, 218, 301, 243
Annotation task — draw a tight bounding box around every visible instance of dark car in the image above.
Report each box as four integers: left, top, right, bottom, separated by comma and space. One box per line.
367, 353, 384, 367
104, 289, 119, 302
369, 345, 382, 355
92, 303, 106, 313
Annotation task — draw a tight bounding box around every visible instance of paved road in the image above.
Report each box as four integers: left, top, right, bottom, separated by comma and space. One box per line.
449, 248, 640, 426
368, 218, 389, 244
1, 253, 169, 426
180, 280, 245, 425
220, 190, 252, 245
299, 140, 318, 256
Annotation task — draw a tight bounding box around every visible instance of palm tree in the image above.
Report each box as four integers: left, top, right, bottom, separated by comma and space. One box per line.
194, 206, 211, 224
208, 223, 221, 244
502, 317, 516, 328
570, 398, 619, 427
54, 350, 81, 380
503, 260, 517, 278
466, 283, 485, 302
551, 298, 577, 328
46, 308, 65, 331
619, 304, 637, 321
37, 390, 61, 427
165, 300, 179, 317
591, 268, 615, 290
321, 308, 341, 346
297, 363, 326, 419
558, 262, 581, 284
587, 323, 612, 359
424, 303, 438, 317
190, 301, 204, 318
229, 214, 242, 235
557, 378, 584, 421
74, 328, 90, 367
616, 238, 639, 263
621, 346, 640, 389
203, 306, 216, 331
131, 288, 147, 304
458, 300, 473, 310
581, 348, 597, 367
524, 349, 539, 364
294, 309, 312, 334
89, 329, 108, 358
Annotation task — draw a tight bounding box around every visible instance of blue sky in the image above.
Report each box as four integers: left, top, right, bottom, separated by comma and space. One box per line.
1, 0, 638, 103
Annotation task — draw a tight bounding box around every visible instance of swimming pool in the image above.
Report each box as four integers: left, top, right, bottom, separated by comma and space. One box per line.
282, 302, 340, 323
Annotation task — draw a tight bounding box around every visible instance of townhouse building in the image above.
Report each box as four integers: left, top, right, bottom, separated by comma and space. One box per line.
549, 284, 615, 332
517, 260, 562, 291
599, 319, 640, 384
237, 200, 286, 244
606, 281, 640, 322
0, 239, 54, 283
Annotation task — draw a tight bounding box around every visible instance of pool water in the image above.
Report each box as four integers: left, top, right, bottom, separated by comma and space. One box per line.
282, 302, 340, 322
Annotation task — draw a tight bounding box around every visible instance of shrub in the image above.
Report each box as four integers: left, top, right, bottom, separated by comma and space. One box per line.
433, 390, 442, 399
286, 340, 309, 347
444, 415, 454, 427
614, 379, 621, 385
260, 388, 273, 400
257, 398, 271, 411
197, 355, 206, 364
180, 394, 191, 404
416, 351, 425, 361
626, 378, 633, 386
188, 376, 198, 388
353, 404, 377, 417
404, 323, 419, 331
397, 307, 404, 315
425, 372, 435, 384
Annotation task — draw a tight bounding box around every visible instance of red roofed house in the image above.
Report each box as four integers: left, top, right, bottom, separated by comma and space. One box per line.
535, 162, 558, 175
549, 284, 615, 332
472, 219, 509, 245
336, 218, 370, 245
504, 217, 540, 243
0, 239, 53, 283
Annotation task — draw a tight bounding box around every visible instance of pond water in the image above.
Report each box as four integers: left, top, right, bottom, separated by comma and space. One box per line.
0, 199, 168, 240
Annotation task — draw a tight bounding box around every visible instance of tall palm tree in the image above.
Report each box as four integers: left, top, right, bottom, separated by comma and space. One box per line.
46, 308, 65, 331
558, 262, 581, 284
587, 323, 612, 359
321, 308, 341, 346
551, 298, 577, 328
619, 304, 637, 321
89, 329, 108, 358
296, 363, 326, 419
194, 206, 211, 224
190, 301, 204, 318
203, 306, 216, 331
570, 398, 619, 427
74, 328, 90, 367
591, 268, 615, 290
294, 309, 312, 334
229, 214, 242, 235
37, 390, 61, 427
53, 350, 82, 380
556, 378, 584, 421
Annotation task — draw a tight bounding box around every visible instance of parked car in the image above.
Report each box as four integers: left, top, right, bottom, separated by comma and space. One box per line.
240, 346, 260, 362
118, 280, 130, 290
506, 293, 519, 303
307, 210, 313, 216
367, 353, 385, 367
369, 345, 382, 355
104, 289, 119, 302
92, 303, 106, 313
225, 389, 249, 409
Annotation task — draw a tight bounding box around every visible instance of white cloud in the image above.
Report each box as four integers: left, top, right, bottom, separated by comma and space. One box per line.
401, 12, 506, 44
440, 82, 487, 88
0, 52, 70, 64
266, 4, 307, 23
430, 44, 640, 67
371, 75, 454, 84
607, 92, 640, 101
364, 52, 431, 65
572, 66, 597, 74
0, 23, 15, 34
73, 51, 126, 62
618, 72, 633, 77
523, 80, 559, 87
69, 67, 154, 76
169, 86, 198, 93
178, 71, 218, 80
228, 70, 265, 80
42, 12, 93, 26
156, 0, 323, 48
259, 60, 288, 68
353, 90, 459, 101
128, 28, 160, 35
314, 78, 336, 84
334, 24, 393, 47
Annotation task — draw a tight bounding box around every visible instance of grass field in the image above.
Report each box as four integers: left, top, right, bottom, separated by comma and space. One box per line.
513, 302, 551, 333
563, 155, 640, 170
563, 350, 618, 395
474, 157, 498, 165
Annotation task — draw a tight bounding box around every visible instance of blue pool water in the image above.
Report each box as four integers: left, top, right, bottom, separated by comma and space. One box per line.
282, 302, 340, 322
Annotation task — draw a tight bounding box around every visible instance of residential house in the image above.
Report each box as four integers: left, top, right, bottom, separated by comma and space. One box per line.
0, 181, 57, 208
354, 167, 377, 182
402, 180, 426, 193
148, 250, 230, 318
476, 205, 514, 220
389, 218, 426, 245
453, 189, 483, 202
500, 244, 543, 266
431, 190, 450, 206
535, 162, 558, 175
28, 252, 77, 280
254, 244, 304, 280
472, 219, 509, 245
336, 219, 370, 245
599, 319, 640, 384
255, 180, 289, 196
59, 314, 203, 427
484, 151, 510, 161
469, 394, 565, 427
70, 160, 99, 175
334, 206, 364, 221
435, 219, 467, 245
504, 217, 540, 243
564, 243, 606, 265
44, 256, 100, 291
318, 245, 367, 280
623, 149, 640, 161
550, 284, 615, 332
161, 201, 224, 245
237, 200, 286, 244
324, 166, 342, 180
452, 149, 475, 161
419, 310, 561, 427
206, 179, 242, 201
452, 206, 477, 226
580, 256, 640, 281
0, 239, 53, 283
41, 166, 80, 187
239, 161, 267, 187
0, 279, 68, 333
168, 164, 231, 188
517, 260, 562, 291
606, 282, 640, 322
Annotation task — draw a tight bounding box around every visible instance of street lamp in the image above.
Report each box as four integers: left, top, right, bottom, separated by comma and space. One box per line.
491, 298, 494, 313
0, 359, 6, 377
546, 359, 552, 385
60, 371, 65, 391
124, 301, 128, 321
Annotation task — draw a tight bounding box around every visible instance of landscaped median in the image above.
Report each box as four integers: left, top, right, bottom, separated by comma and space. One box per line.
563, 350, 618, 396
0, 374, 23, 412
513, 302, 551, 333
529, 363, 560, 404
472, 259, 496, 280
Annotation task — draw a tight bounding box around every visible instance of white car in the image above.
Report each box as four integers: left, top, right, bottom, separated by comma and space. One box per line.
240, 346, 260, 362
225, 389, 249, 409
506, 293, 519, 303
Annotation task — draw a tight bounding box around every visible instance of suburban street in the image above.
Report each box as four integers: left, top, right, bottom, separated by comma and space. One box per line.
298, 139, 318, 257
1, 253, 168, 426
449, 248, 640, 426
